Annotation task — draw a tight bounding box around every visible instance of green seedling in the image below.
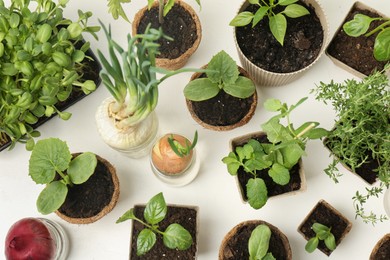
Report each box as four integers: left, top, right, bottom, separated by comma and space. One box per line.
305, 223, 336, 253
248, 224, 276, 260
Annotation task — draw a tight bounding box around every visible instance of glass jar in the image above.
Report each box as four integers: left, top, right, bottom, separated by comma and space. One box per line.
38, 218, 69, 260
384, 188, 390, 218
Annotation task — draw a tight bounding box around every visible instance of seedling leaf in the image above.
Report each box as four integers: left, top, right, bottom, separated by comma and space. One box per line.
163, 223, 193, 250
144, 192, 167, 225
247, 178, 268, 209
248, 224, 271, 260
68, 152, 97, 184
137, 229, 156, 256
37, 181, 68, 215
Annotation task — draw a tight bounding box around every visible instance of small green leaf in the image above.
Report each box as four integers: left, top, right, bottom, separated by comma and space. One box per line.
207, 51, 240, 85
253, 6, 269, 27
247, 178, 268, 209
374, 28, 390, 61
137, 229, 156, 256
29, 138, 72, 184
343, 14, 374, 37
305, 237, 319, 253
37, 181, 68, 215
184, 78, 220, 101
278, 0, 299, 6
248, 0, 259, 4
269, 13, 287, 45
67, 152, 97, 184
163, 223, 193, 250
282, 4, 309, 18
116, 208, 136, 223
230, 11, 254, 27
36, 23, 52, 43
268, 163, 290, 185
163, 0, 175, 16
264, 98, 283, 112
324, 233, 336, 251
224, 76, 255, 98
312, 222, 329, 234
248, 224, 271, 259
144, 192, 167, 225
305, 128, 328, 139
280, 143, 304, 169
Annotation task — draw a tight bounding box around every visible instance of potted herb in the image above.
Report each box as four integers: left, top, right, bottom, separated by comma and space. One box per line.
222, 97, 327, 209
96, 22, 200, 158
151, 131, 200, 186
0, 0, 101, 151
370, 233, 390, 260
219, 220, 292, 260
298, 200, 352, 256
29, 138, 120, 224
230, 0, 328, 86
116, 192, 198, 259
108, 0, 202, 70
326, 1, 389, 78
184, 50, 257, 131
312, 66, 390, 224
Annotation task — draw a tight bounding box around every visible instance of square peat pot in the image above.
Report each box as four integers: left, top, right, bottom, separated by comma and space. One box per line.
325, 1, 389, 78
129, 204, 199, 259
298, 199, 352, 256
229, 132, 307, 206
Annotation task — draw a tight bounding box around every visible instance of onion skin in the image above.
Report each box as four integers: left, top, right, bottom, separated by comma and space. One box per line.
5, 218, 55, 260
152, 134, 193, 175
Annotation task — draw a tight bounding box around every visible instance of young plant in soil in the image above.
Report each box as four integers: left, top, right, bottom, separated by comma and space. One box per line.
29, 138, 97, 215
343, 13, 390, 62
222, 97, 327, 209
0, 0, 99, 150
305, 223, 336, 254
184, 50, 255, 102
312, 66, 390, 224
108, 0, 201, 23
230, 0, 309, 45
116, 192, 193, 256
249, 224, 275, 260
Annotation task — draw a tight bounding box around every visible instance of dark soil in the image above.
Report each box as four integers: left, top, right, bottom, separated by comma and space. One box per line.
371, 235, 390, 260
298, 200, 351, 256
137, 4, 198, 59
233, 134, 302, 201
235, 0, 324, 73
326, 4, 387, 76
57, 158, 114, 218
221, 221, 289, 260
130, 205, 197, 259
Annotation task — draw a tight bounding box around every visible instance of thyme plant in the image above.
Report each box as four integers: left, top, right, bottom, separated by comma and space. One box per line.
312, 66, 390, 224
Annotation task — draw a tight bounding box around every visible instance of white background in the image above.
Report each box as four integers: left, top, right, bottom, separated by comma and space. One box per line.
1, 0, 389, 259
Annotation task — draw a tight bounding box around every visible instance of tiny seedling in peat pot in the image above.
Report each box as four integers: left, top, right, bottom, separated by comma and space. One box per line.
116, 192, 193, 256
29, 138, 97, 215
343, 13, 390, 62
305, 223, 336, 254
222, 97, 327, 209
248, 224, 276, 260
230, 0, 310, 45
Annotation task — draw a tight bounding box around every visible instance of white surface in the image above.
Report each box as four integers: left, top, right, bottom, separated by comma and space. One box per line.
1, 0, 389, 259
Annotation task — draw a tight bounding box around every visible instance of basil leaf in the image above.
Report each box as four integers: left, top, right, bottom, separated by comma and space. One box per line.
137, 229, 156, 256
163, 223, 193, 250
144, 192, 167, 225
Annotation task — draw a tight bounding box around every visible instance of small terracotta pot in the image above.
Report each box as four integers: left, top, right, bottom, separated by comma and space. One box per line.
55, 154, 120, 224
219, 220, 292, 260
132, 0, 202, 70
186, 66, 258, 131
370, 233, 390, 260
233, 0, 329, 86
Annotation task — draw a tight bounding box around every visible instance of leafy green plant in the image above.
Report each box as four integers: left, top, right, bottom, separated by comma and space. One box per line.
116, 192, 193, 256
29, 138, 97, 215
222, 97, 327, 209
343, 13, 390, 61
0, 0, 99, 150
230, 0, 309, 45
97, 22, 202, 129
248, 224, 275, 260
305, 223, 336, 253
312, 66, 390, 224
183, 50, 255, 101
168, 130, 198, 157
108, 0, 201, 23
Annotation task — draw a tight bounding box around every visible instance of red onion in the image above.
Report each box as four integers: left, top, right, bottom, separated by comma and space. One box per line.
5, 218, 56, 260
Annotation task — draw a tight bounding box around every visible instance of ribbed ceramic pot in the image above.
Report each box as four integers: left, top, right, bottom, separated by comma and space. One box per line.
132, 0, 202, 70
233, 0, 329, 86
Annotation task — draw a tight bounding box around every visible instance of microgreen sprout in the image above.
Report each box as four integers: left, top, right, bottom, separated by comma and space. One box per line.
248, 224, 276, 260
116, 192, 193, 256
305, 223, 336, 253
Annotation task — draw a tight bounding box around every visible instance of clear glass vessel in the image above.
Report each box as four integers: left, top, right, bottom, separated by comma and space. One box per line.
38, 218, 69, 260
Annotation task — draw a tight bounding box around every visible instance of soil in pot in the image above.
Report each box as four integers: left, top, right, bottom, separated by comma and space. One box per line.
219, 220, 291, 260
130, 205, 197, 259
57, 156, 117, 221
235, 0, 324, 73
298, 200, 352, 256
136, 3, 198, 61
326, 4, 387, 77
233, 134, 303, 201
370, 234, 390, 260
